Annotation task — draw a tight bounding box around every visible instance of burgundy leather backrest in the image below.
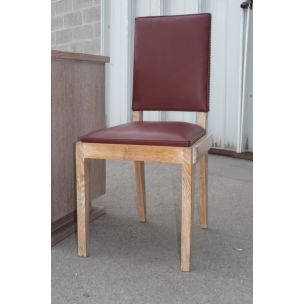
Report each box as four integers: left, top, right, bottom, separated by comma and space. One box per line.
132, 13, 211, 112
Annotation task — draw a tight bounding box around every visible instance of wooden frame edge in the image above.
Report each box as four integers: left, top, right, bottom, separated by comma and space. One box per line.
192, 134, 213, 164
209, 148, 253, 161
78, 141, 188, 164
52, 206, 106, 246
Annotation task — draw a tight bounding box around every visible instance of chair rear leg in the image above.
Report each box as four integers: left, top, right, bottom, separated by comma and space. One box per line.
199, 154, 208, 229
134, 161, 146, 222
181, 152, 194, 272
76, 142, 91, 257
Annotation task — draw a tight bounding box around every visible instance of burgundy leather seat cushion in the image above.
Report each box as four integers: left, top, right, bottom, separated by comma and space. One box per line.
132, 14, 211, 112
80, 122, 205, 147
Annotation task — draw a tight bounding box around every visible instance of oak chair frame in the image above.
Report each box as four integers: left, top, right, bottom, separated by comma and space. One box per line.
76, 111, 212, 272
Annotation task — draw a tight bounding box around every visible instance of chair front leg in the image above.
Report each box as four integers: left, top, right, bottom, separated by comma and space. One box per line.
199, 154, 208, 229
181, 150, 194, 272
76, 142, 91, 257
134, 161, 147, 222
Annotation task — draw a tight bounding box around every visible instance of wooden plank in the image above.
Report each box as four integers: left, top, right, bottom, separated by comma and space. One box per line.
51, 207, 106, 246
51, 210, 76, 233
209, 148, 253, 161
51, 58, 106, 223
132, 111, 143, 121
81, 142, 186, 164
52, 50, 110, 63
197, 112, 208, 129
181, 149, 194, 272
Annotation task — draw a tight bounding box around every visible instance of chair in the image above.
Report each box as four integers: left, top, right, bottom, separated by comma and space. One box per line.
75, 13, 212, 272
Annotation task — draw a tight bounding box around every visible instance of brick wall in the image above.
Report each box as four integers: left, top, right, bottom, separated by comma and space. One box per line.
51, 0, 101, 55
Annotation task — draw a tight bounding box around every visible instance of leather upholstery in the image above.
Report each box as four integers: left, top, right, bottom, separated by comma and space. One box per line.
80, 122, 205, 147
132, 14, 211, 112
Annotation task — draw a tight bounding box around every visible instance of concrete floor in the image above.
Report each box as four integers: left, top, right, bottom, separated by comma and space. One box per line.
52, 155, 252, 304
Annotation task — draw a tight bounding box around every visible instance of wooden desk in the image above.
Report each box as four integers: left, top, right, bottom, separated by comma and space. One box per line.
51, 51, 110, 245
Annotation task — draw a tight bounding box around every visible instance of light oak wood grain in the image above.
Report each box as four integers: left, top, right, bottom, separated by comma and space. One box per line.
192, 133, 213, 164
132, 111, 143, 122
197, 112, 208, 129
181, 149, 194, 272
75, 111, 212, 271
81, 142, 186, 164
76, 143, 91, 257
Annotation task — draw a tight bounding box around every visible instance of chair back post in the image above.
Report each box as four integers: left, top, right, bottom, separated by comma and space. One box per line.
133, 111, 143, 122
197, 112, 208, 130
132, 111, 208, 130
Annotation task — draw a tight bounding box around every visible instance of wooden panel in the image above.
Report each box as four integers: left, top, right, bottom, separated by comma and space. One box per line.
209, 148, 253, 161
81, 142, 187, 164
51, 207, 106, 246
51, 55, 106, 223
52, 50, 110, 63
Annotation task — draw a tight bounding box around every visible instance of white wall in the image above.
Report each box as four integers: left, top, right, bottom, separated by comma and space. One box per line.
101, 0, 253, 152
